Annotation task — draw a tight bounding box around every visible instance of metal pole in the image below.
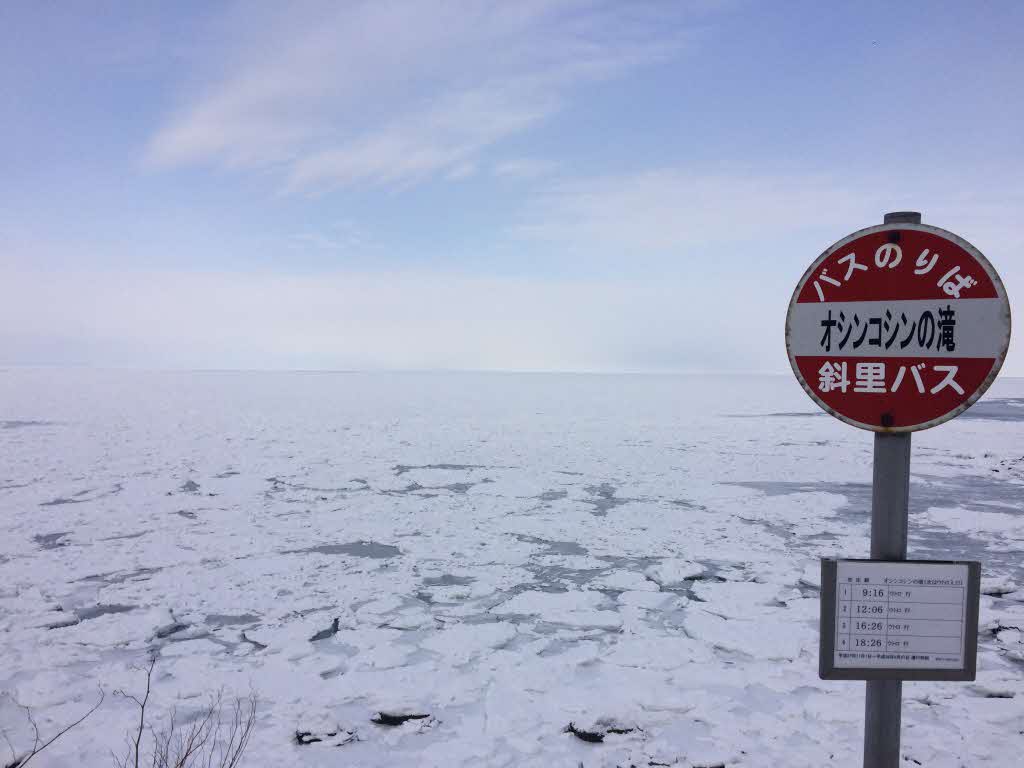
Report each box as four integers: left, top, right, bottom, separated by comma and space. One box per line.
864, 432, 911, 766
863, 210, 919, 768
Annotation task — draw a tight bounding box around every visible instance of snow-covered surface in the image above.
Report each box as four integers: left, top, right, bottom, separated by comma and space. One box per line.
2, 370, 1023, 767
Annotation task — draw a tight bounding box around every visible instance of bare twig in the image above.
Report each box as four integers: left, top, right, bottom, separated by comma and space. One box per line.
3, 728, 21, 768
221, 693, 256, 768
14, 659, 258, 768
113, 657, 156, 768
112, 662, 256, 768
5, 689, 104, 768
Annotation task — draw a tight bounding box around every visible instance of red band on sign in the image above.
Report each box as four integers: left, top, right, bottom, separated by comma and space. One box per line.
793, 356, 996, 429
795, 229, 998, 304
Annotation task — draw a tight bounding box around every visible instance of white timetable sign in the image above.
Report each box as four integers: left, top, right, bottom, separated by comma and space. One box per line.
820, 559, 981, 681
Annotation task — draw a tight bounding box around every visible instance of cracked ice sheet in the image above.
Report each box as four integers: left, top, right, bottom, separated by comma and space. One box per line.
1, 370, 1023, 766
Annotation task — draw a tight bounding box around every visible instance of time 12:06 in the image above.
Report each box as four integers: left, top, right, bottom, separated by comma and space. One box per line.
856, 604, 885, 615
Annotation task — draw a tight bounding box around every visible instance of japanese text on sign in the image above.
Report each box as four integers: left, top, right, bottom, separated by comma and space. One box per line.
819, 306, 956, 353
812, 243, 979, 302
834, 561, 970, 670
817, 362, 962, 395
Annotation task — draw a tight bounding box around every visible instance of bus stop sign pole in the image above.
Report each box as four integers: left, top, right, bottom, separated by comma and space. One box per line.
863, 210, 919, 767
788, 208, 1011, 766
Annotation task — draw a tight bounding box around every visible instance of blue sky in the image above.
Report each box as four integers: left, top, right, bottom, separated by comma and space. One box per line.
2, 1, 1021, 372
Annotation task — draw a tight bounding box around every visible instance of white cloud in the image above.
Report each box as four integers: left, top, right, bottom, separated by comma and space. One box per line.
0, 267, 789, 373
146, 0, 691, 188
446, 161, 478, 181
289, 218, 374, 253
513, 168, 1024, 280
9, 162, 1020, 374
286, 84, 555, 189
517, 170, 877, 256
501, 166, 1023, 374
493, 157, 558, 179
5, 164, 1021, 372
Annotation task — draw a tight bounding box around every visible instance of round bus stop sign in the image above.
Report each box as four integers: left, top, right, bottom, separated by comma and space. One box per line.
786, 221, 1011, 432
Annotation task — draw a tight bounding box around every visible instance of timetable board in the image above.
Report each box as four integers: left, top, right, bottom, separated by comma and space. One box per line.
819, 559, 980, 681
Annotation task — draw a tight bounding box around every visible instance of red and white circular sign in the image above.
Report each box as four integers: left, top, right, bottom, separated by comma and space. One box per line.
786, 222, 1011, 432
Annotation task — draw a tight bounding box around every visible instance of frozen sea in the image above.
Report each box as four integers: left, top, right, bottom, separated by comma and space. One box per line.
2, 369, 1023, 767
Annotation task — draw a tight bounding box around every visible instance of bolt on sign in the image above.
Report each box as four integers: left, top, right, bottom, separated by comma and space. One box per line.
786, 223, 1012, 431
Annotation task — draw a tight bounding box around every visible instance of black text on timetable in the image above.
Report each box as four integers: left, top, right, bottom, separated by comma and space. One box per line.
855, 638, 883, 648
856, 604, 885, 615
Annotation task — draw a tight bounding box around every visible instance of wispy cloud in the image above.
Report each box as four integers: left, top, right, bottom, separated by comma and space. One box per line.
286, 84, 555, 189
517, 171, 874, 255
146, 1, 692, 189
0, 266, 786, 372
514, 167, 1024, 276
493, 157, 558, 179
